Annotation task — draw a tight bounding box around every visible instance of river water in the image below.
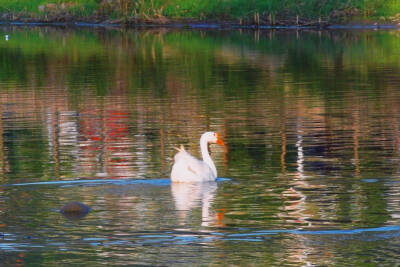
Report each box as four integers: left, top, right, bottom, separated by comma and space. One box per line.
0, 26, 400, 265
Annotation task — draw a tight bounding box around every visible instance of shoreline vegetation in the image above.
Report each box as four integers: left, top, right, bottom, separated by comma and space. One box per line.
0, 0, 399, 28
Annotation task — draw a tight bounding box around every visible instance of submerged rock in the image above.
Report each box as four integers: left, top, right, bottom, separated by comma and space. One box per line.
59, 202, 91, 220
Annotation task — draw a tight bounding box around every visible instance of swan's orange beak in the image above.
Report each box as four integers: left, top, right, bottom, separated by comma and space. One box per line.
216, 132, 225, 146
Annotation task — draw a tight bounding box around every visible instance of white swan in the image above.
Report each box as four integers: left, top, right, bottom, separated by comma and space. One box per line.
171, 132, 225, 182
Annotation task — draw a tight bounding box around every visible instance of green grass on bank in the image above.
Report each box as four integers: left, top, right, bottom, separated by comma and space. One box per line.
0, 0, 399, 24
0, 0, 98, 17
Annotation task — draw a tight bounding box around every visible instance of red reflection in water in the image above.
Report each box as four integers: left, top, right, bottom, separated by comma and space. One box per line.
104, 110, 134, 178
77, 107, 135, 179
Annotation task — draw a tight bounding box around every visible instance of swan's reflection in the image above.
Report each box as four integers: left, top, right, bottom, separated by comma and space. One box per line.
171, 181, 220, 227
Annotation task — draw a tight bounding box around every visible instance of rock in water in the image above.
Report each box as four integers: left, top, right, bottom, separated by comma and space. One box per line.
59, 202, 91, 220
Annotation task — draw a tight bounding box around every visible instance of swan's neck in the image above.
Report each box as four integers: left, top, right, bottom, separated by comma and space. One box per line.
200, 137, 217, 177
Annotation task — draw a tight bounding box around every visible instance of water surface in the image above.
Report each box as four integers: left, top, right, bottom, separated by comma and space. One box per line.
0, 26, 400, 265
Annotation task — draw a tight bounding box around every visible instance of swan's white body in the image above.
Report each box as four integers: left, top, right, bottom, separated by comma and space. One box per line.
171, 132, 224, 183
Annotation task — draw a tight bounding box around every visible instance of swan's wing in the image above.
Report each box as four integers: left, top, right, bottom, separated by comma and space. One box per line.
171, 149, 214, 182
174, 150, 207, 174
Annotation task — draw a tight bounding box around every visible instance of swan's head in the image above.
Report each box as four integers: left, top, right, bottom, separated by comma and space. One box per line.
202, 132, 225, 146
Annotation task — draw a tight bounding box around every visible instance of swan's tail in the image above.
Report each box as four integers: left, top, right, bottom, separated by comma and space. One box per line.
173, 145, 186, 161
174, 144, 185, 152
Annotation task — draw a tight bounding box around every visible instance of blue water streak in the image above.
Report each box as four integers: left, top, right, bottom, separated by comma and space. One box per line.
4, 177, 231, 187
6, 178, 170, 187
228, 225, 400, 238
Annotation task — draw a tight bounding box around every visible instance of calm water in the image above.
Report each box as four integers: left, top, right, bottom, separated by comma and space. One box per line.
0, 26, 400, 266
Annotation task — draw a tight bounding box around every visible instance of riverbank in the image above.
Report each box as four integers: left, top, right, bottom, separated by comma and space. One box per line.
0, 0, 399, 28
0, 20, 399, 31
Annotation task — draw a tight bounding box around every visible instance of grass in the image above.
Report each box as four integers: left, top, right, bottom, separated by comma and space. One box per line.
0, 0, 398, 24
0, 0, 98, 18
0, 0, 98, 12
